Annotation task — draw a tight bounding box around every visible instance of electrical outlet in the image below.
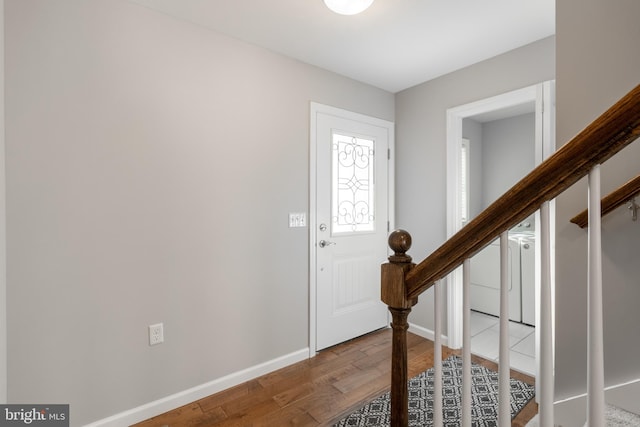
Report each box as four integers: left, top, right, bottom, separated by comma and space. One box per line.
149, 323, 164, 346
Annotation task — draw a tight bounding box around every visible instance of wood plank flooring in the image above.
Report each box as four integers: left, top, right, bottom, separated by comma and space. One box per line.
132, 329, 537, 426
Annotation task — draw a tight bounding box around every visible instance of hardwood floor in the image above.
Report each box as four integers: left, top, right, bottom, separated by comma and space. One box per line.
132, 329, 537, 426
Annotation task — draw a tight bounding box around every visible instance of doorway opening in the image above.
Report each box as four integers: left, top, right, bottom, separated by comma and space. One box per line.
445, 81, 555, 382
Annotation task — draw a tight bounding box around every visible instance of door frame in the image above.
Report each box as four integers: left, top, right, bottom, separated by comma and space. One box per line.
445, 81, 556, 380
309, 102, 395, 356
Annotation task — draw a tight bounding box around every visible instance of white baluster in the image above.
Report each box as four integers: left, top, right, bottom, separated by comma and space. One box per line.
434, 280, 443, 427
587, 165, 605, 427
539, 201, 554, 426
462, 259, 472, 427
499, 232, 510, 426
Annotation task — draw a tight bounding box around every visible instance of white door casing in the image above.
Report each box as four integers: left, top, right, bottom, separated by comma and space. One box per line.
445, 81, 556, 390
310, 103, 394, 352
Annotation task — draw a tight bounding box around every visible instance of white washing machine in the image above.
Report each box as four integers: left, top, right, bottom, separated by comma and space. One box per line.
470, 228, 536, 324
470, 237, 522, 322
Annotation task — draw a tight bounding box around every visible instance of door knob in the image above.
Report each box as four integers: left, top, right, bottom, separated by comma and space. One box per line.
318, 240, 336, 248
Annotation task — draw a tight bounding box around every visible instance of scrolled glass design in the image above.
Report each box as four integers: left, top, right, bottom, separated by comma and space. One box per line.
331, 133, 375, 234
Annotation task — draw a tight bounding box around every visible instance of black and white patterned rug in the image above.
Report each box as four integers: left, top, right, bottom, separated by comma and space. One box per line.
334, 355, 535, 427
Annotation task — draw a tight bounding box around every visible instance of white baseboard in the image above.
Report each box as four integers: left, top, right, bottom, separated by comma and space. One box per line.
409, 322, 449, 347
84, 348, 310, 427
553, 378, 640, 427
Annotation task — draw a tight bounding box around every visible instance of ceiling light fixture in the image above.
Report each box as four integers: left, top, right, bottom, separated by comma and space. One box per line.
323, 0, 374, 15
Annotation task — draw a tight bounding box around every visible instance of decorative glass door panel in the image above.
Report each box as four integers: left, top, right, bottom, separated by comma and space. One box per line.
331, 133, 375, 235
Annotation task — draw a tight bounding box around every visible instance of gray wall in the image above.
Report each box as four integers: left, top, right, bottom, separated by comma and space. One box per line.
481, 113, 535, 209
10, 0, 640, 423
463, 113, 535, 221
4, 1, 394, 424
0, 0, 5, 404
555, 0, 640, 401
395, 37, 554, 333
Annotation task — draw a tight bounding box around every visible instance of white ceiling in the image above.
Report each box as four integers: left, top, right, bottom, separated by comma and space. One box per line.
128, 0, 555, 93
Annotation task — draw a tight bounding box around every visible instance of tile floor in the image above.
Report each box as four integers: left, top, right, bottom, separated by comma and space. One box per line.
470, 310, 536, 376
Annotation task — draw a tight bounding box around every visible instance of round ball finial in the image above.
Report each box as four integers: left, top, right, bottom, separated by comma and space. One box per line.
388, 229, 412, 263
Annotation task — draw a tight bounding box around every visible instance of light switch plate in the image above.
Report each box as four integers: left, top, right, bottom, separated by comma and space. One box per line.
289, 212, 306, 228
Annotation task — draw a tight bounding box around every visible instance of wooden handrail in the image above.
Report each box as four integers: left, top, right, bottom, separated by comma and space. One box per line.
382, 84, 640, 427
404, 83, 640, 300
570, 174, 640, 228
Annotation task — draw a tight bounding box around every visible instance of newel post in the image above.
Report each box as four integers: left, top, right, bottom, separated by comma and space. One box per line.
381, 230, 417, 427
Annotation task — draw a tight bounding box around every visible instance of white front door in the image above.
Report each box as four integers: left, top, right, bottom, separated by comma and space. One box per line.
311, 103, 393, 351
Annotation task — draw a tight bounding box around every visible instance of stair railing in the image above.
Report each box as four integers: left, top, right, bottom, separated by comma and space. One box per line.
381, 83, 640, 427
571, 174, 640, 227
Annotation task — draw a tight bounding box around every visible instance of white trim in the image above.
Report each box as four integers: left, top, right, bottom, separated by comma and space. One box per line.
445, 104, 464, 349
309, 102, 395, 354
534, 81, 557, 405
587, 165, 605, 426
461, 259, 472, 427
538, 202, 554, 422
445, 83, 555, 362
459, 138, 470, 224
433, 281, 443, 427
387, 117, 396, 258
498, 233, 511, 426
84, 348, 309, 427
408, 322, 449, 347
309, 103, 319, 357
552, 378, 640, 427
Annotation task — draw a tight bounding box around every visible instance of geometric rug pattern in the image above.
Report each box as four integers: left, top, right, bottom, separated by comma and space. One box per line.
334, 355, 535, 427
